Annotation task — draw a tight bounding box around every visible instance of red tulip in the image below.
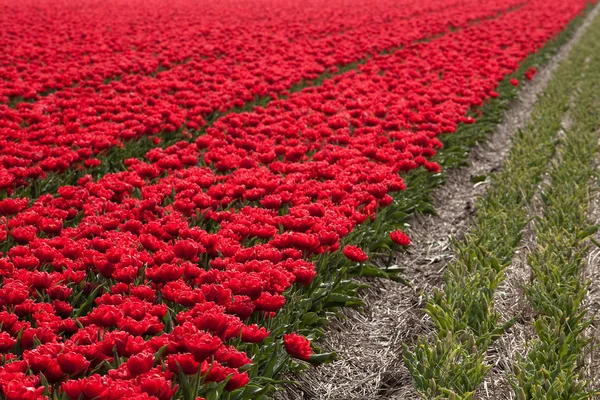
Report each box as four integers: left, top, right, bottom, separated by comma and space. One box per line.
58, 352, 90, 375
284, 333, 312, 360
0, 198, 28, 216
390, 230, 411, 246
343, 245, 368, 262
126, 351, 154, 376
185, 332, 223, 362
167, 353, 200, 375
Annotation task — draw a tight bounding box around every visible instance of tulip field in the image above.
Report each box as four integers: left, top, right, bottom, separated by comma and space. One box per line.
1, 0, 599, 399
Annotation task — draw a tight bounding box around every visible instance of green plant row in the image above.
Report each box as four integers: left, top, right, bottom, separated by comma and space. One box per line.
403, 7, 599, 400
510, 15, 600, 399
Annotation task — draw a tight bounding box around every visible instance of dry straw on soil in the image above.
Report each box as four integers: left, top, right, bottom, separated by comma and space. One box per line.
582, 135, 600, 392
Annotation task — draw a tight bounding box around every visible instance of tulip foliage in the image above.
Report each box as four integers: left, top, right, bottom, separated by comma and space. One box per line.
0, 0, 592, 398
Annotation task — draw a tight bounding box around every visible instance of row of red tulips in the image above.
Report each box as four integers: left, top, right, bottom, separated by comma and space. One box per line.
0, 0, 524, 194
0, 0, 514, 103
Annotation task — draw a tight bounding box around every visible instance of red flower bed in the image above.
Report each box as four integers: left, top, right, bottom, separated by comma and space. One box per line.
0, 0, 590, 398
0, 0, 524, 193
1, 0, 513, 102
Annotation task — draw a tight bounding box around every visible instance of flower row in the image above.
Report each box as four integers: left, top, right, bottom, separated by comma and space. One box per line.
0, 0, 511, 102
0, 0, 524, 193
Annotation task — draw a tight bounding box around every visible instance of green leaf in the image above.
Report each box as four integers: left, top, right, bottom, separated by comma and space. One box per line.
323, 293, 365, 308
75, 283, 105, 318
356, 264, 407, 284
239, 383, 273, 398
307, 352, 337, 366
153, 344, 169, 367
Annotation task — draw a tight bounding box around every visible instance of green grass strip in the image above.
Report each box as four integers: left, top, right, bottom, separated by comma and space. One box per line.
510, 15, 600, 400
403, 8, 599, 400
